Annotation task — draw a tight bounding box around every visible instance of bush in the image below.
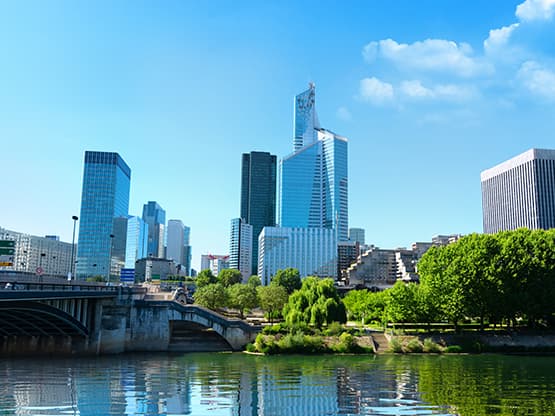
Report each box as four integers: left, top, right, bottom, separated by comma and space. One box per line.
389, 337, 404, 353
405, 339, 423, 353
262, 324, 285, 335
331, 332, 357, 353
423, 338, 442, 353
245, 343, 256, 353
254, 334, 279, 354
324, 321, 344, 336
444, 345, 463, 353
277, 331, 324, 354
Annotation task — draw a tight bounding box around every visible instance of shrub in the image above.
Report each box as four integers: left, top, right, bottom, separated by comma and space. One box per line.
405, 339, 423, 353
423, 338, 442, 353
254, 334, 279, 354
331, 332, 357, 353
324, 321, 344, 336
262, 324, 285, 335
277, 331, 324, 354
389, 337, 404, 353
444, 345, 463, 353
245, 343, 256, 353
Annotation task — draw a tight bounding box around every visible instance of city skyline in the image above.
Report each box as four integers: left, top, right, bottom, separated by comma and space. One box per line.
3, 0, 555, 271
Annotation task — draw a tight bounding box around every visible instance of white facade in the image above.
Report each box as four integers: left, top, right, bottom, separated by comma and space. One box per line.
200, 254, 229, 276
481, 148, 555, 233
258, 226, 337, 285
167, 219, 185, 265
0, 227, 74, 278
229, 218, 253, 281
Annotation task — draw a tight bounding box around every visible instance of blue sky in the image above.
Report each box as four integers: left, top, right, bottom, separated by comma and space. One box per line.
2, 0, 555, 271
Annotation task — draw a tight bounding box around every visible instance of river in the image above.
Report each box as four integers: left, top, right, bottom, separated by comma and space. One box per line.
1, 353, 554, 415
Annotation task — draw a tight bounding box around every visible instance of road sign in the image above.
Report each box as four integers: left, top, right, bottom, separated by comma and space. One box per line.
36, 267, 44, 276
0, 262, 12, 267
0, 248, 14, 255
0, 240, 15, 248
0, 255, 13, 267
120, 268, 135, 283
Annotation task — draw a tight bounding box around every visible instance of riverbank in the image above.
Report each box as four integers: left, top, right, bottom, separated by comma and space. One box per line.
247, 325, 555, 355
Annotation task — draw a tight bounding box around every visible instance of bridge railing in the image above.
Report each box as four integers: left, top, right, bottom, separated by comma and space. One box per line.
0, 279, 119, 293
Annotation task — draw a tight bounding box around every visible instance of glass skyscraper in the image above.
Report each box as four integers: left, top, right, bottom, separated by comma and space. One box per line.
294, 82, 320, 151
240, 151, 277, 275
76, 151, 130, 279
279, 84, 349, 241
142, 201, 166, 258
125, 216, 148, 268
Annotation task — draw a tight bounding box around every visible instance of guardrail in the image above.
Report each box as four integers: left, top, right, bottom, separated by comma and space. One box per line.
0, 279, 119, 293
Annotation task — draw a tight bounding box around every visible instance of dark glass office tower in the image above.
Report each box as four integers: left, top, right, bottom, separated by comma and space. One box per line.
76, 151, 130, 279
241, 151, 277, 275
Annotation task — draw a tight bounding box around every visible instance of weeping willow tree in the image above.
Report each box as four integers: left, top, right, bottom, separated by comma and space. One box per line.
282, 277, 346, 328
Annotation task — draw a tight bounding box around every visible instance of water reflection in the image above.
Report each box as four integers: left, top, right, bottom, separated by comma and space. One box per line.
0, 353, 554, 415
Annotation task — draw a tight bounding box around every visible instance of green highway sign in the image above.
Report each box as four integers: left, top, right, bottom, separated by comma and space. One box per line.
0, 240, 15, 248
0, 248, 14, 255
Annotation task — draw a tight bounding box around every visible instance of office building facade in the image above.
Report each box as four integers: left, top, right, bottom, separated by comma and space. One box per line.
167, 219, 186, 265
258, 226, 337, 285
124, 216, 148, 268
76, 151, 130, 279
293, 82, 320, 151
481, 148, 555, 233
240, 151, 277, 275
279, 128, 348, 241
348, 228, 365, 245
0, 227, 74, 277
142, 201, 166, 258
200, 254, 229, 277
229, 218, 253, 281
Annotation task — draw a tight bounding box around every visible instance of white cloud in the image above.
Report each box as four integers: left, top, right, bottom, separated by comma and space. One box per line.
399, 80, 434, 98
399, 80, 476, 101
336, 106, 352, 121
516, 0, 555, 22
517, 60, 555, 99
363, 38, 492, 77
359, 77, 394, 104
484, 23, 520, 54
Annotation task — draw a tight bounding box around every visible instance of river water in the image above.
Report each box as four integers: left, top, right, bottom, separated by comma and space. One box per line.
0, 353, 554, 415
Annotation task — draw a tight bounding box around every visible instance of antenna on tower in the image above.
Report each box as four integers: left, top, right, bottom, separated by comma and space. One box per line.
309, 81, 316, 89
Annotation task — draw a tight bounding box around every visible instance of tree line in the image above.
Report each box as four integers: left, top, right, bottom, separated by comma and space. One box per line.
344, 229, 555, 330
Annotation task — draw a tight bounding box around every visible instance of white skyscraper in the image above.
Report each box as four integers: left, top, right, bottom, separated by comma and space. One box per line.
167, 219, 185, 265
481, 148, 555, 233
229, 218, 253, 281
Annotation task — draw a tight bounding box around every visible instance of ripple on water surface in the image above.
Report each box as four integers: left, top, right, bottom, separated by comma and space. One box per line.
0, 353, 555, 415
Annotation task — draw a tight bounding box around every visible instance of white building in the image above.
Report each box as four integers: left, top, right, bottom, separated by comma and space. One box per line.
167, 219, 186, 265
0, 227, 74, 278
481, 148, 555, 233
229, 218, 253, 281
200, 254, 229, 277
258, 226, 337, 285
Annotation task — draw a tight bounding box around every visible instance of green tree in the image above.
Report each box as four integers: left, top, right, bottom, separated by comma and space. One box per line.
194, 283, 228, 310
247, 275, 261, 288
195, 269, 217, 288
385, 281, 420, 324
271, 268, 302, 294
228, 283, 258, 319
257, 284, 288, 323
282, 277, 346, 328
218, 269, 243, 287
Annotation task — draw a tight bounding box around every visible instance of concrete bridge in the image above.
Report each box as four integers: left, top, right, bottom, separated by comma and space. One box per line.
0, 277, 260, 355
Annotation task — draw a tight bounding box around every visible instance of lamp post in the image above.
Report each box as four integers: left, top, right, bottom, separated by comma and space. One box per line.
69, 215, 78, 281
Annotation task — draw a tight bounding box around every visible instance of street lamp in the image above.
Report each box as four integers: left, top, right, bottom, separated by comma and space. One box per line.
69, 215, 78, 281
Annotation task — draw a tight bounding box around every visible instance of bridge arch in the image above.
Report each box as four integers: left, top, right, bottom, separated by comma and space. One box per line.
0, 301, 89, 337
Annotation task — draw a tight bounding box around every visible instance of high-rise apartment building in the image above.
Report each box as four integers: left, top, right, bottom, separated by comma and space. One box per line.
240, 151, 277, 274
76, 151, 130, 279
481, 148, 555, 233
142, 201, 166, 258
229, 218, 253, 281
258, 226, 337, 285
279, 128, 348, 241
125, 216, 148, 268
